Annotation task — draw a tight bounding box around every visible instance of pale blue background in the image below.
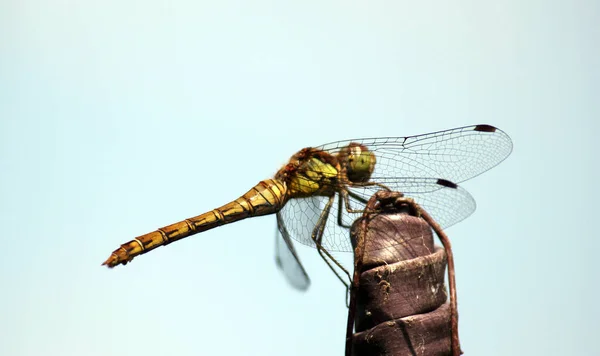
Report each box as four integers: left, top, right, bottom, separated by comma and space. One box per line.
1, 1, 598, 355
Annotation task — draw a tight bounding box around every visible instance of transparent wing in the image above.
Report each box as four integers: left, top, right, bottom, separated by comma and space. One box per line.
278, 178, 475, 252
275, 212, 310, 290
278, 195, 331, 249
317, 124, 512, 184
346, 178, 476, 230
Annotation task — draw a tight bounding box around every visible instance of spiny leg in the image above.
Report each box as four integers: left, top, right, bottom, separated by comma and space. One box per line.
337, 182, 390, 229
337, 189, 369, 229
336, 191, 365, 306
342, 181, 392, 214
338, 184, 389, 231
312, 195, 352, 288
337, 193, 351, 228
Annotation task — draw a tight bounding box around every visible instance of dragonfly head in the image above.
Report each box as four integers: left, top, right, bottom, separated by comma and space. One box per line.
339, 143, 376, 183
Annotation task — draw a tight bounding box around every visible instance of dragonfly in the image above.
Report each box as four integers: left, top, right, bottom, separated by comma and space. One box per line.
103, 124, 512, 290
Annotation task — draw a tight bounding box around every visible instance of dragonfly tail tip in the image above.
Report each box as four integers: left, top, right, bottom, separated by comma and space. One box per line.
101, 254, 119, 268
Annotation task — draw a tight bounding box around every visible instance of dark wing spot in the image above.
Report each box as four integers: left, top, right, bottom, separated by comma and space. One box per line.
436, 178, 458, 189
473, 124, 497, 133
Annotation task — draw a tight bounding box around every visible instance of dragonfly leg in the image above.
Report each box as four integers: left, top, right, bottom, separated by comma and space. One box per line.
337, 190, 369, 228
340, 182, 392, 215
337, 184, 391, 229
337, 193, 352, 228
312, 195, 352, 288
346, 189, 369, 212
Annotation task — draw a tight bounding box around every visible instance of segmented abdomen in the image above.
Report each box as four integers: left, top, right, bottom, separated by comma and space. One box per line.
102, 179, 287, 267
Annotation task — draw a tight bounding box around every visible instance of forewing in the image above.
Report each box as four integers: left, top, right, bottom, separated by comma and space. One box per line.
275, 211, 311, 290
317, 124, 512, 184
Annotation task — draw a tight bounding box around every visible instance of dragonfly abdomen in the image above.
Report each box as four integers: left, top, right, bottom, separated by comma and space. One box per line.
102, 179, 287, 268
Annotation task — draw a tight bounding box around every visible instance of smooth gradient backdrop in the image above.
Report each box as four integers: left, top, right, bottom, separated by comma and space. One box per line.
1, 1, 598, 355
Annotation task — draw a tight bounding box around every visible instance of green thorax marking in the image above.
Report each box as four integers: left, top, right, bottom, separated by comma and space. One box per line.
276, 148, 340, 198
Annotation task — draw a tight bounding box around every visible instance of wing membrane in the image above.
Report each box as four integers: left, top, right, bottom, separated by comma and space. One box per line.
278, 178, 475, 252
346, 178, 476, 230
317, 124, 512, 184
275, 212, 310, 290
278, 195, 328, 250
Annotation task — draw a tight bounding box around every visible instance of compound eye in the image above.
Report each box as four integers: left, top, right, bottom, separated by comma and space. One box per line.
345, 145, 375, 183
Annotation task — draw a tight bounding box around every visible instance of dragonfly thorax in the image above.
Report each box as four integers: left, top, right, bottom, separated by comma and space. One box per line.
337, 143, 376, 183
275, 147, 340, 198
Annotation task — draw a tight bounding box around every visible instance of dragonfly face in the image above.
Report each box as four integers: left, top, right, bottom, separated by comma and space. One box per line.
336, 143, 376, 184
